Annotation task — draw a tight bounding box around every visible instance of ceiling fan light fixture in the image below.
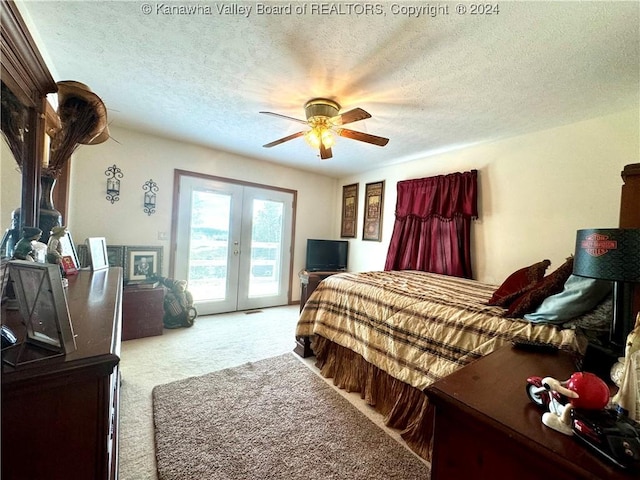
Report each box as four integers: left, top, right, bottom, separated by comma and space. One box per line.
261, 97, 388, 158
320, 129, 334, 148
304, 126, 334, 150
304, 128, 321, 148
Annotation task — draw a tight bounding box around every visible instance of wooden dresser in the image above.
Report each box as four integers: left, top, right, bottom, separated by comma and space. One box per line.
1, 268, 123, 480
425, 345, 636, 480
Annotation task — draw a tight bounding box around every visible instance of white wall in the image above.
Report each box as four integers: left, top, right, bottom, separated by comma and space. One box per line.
7, 109, 638, 298
67, 126, 338, 300
338, 109, 639, 285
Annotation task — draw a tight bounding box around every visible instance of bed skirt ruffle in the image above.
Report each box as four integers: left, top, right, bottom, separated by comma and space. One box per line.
312, 335, 435, 461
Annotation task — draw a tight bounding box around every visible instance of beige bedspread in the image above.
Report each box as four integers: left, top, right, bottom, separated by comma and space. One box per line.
296, 270, 581, 391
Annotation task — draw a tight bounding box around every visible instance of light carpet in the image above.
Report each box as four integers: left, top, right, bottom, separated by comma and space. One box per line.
152, 353, 431, 479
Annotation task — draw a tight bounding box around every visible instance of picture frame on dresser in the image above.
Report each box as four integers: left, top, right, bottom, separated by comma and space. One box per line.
4, 261, 76, 365
86, 237, 109, 271
58, 231, 80, 270
106, 245, 125, 269
124, 245, 163, 281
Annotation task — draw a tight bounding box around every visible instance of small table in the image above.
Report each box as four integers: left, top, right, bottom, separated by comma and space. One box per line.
295, 270, 343, 358
425, 345, 635, 480
122, 283, 165, 340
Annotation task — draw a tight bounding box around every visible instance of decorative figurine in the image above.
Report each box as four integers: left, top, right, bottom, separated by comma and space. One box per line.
526, 371, 610, 435
46, 225, 67, 265
12, 227, 42, 261
611, 313, 640, 420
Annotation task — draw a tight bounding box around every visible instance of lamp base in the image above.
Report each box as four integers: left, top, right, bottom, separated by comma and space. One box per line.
580, 341, 622, 380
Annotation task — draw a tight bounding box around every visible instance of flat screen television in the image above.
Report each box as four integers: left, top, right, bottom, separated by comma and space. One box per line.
306, 239, 348, 272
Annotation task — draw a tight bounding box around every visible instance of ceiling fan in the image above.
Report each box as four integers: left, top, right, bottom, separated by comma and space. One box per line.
260, 98, 389, 160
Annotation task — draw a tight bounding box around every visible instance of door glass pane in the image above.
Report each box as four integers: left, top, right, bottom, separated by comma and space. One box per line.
188, 190, 231, 302
248, 199, 283, 298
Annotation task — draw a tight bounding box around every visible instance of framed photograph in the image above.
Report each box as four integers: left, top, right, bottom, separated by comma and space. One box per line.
124, 246, 163, 281
340, 183, 358, 238
59, 231, 80, 270
7, 260, 76, 356
362, 181, 385, 242
86, 237, 109, 271
106, 245, 125, 268
76, 244, 89, 268
60, 256, 78, 275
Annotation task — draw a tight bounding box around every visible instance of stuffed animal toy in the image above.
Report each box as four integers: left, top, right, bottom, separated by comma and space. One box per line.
158, 277, 197, 329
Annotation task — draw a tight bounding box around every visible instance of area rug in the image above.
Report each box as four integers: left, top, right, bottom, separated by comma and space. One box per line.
152, 353, 431, 479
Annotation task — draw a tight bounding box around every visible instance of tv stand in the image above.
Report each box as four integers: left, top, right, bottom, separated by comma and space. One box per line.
296, 270, 343, 357
298, 270, 343, 312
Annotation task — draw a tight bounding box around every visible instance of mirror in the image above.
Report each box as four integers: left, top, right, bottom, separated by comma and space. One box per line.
1, 82, 29, 256
1, 1, 57, 258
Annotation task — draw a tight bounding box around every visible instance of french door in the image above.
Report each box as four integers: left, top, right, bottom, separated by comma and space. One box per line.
174, 174, 294, 315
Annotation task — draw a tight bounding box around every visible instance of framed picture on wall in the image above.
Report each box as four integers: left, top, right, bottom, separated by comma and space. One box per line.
362, 181, 384, 242
340, 183, 358, 238
124, 246, 163, 281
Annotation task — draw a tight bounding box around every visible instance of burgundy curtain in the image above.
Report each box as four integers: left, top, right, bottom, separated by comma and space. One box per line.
384, 170, 478, 278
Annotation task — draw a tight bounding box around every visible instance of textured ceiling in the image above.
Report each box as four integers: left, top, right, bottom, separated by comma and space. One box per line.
17, 1, 640, 177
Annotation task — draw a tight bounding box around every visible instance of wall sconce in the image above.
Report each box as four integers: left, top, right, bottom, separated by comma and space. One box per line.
105, 164, 123, 204
143, 179, 159, 216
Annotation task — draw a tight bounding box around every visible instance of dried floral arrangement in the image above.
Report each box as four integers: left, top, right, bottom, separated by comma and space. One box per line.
1, 80, 109, 178
45, 81, 110, 178
1, 82, 28, 168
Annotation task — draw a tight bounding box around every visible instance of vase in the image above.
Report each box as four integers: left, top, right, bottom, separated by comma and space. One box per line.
38, 175, 63, 244
9, 175, 62, 247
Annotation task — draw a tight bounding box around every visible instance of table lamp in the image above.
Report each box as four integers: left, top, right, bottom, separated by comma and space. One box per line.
574, 228, 640, 360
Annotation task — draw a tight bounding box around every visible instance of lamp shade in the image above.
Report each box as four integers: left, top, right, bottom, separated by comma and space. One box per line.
573, 228, 640, 282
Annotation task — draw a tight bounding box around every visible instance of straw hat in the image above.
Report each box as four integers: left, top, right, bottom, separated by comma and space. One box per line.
56, 80, 110, 145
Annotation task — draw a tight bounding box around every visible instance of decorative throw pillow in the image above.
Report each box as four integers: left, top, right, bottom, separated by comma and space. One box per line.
524, 275, 612, 324
506, 256, 574, 318
487, 259, 551, 306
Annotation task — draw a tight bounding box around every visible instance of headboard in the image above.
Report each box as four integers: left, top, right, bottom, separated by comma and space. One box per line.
619, 163, 640, 321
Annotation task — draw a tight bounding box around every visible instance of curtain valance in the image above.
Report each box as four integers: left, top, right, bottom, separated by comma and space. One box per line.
394, 170, 478, 220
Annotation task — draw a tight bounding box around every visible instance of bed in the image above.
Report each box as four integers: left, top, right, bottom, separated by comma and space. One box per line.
295, 163, 639, 461
295, 269, 594, 459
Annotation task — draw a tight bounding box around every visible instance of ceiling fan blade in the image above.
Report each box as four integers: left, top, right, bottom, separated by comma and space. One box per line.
263, 131, 305, 148
319, 143, 332, 160
259, 111, 308, 125
336, 128, 389, 147
331, 108, 371, 126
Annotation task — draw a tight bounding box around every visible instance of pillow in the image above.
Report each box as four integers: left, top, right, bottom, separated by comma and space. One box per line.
523, 275, 612, 324
505, 256, 574, 318
487, 259, 551, 306
562, 294, 612, 332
